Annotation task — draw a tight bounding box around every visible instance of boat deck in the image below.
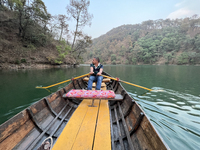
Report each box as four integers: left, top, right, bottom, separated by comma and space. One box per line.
52, 83, 111, 150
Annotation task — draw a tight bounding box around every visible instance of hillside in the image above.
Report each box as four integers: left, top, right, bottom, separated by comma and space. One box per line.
0, 0, 92, 69
0, 9, 77, 69
84, 16, 200, 65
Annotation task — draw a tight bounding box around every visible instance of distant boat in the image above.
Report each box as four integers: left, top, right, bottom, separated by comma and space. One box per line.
0, 72, 169, 150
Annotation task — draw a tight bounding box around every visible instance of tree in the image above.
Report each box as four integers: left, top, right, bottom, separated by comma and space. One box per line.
12, 0, 50, 40
73, 35, 92, 60
194, 34, 200, 52
7, 0, 14, 10
55, 14, 69, 41
111, 54, 116, 61
164, 53, 173, 62
177, 52, 189, 65
66, 0, 93, 52
55, 40, 71, 64
0, 0, 5, 6
111, 60, 116, 65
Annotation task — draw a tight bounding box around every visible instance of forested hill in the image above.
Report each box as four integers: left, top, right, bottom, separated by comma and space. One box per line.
84, 16, 200, 65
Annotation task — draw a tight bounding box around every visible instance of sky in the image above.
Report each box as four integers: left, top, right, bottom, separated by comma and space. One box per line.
43, 0, 200, 39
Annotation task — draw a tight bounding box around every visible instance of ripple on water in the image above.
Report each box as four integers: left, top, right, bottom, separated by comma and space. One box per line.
151, 87, 164, 91
138, 95, 151, 99
151, 95, 157, 97
166, 89, 200, 102
188, 101, 200, 104
177, 125, 200, 138
187, 113, 200, 117
127, 92, 137, 97
159, 119, 176, 133
156, 99, 163, 102
192, 105, 200, 110
168, 110, 179, 115
192, 121, 200, 124
176, 102, 185, 105
156, 102, 190, 111
13, 104, 30, 110
2, 111, 13, 117
170, 98, 177, 101
143, 106, 180, 123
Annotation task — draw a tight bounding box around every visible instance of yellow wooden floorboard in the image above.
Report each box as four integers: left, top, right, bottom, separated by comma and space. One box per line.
93, 100, 111, 150
52, 100, 91, 150
71, 100, 100, 150
93, 85, 111, 150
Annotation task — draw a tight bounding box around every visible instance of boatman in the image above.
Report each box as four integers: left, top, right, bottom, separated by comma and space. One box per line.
87, 57, 103, 90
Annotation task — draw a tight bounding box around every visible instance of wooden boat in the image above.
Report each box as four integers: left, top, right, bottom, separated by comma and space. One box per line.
0, 72, 169, 150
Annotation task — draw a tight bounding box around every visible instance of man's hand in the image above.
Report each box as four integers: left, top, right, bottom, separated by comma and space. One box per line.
97, 72, 101, 76
89, 72, 94, 75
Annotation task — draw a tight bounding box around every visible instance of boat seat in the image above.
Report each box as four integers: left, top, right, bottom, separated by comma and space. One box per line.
83, 77, 111, 83
63, 89, 123, 100
92, 82, 106, 88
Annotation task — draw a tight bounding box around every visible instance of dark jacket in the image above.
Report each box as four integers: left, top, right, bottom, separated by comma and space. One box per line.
90, 63, 103, 76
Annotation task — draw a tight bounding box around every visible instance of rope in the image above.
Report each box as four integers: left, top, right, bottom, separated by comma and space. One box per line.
36, 73, 89, 89
40, 136, 53, 150
101, 74, 153, 91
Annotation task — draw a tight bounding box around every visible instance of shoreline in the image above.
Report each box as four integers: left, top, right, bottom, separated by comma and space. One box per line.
80, 63, 200, 66
0, 63, 78, 70
0, 63, 199, 70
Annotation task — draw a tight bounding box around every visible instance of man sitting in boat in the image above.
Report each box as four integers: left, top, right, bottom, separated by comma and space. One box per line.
87, 57, 103, 90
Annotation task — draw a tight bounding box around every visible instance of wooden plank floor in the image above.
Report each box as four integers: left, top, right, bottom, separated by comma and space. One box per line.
52, 83, 111, 150
52, 100, 92, 150
93, 100, 111, 150
71, 100, 100, 150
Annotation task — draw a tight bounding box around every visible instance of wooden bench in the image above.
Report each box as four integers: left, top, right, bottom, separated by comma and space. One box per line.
83, 77, 111, 83
52, 83, 120, 150
92, 82, 106, 88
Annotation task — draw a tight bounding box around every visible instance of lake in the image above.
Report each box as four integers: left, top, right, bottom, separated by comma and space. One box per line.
0, 65, 200, 150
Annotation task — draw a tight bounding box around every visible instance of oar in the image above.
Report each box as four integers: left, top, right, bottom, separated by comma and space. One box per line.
101, 74, 163, 92
36, 73, 163, 92
36, 73, 90, 89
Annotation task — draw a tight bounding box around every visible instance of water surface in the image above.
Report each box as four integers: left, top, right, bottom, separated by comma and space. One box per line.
0, 65, 200, 150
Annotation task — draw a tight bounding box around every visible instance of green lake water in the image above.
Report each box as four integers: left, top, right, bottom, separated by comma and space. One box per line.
0, 65, 200, 150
